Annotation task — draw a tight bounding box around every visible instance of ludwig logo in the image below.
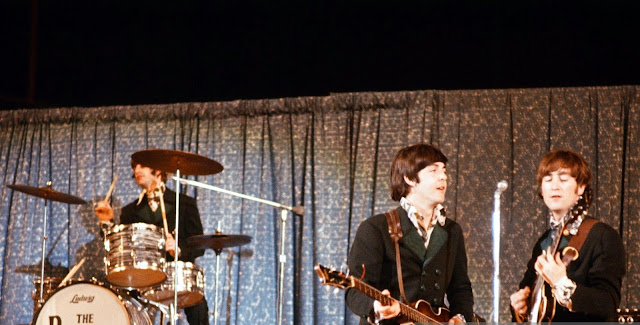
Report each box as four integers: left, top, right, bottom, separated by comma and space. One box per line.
70, 294, 95, 303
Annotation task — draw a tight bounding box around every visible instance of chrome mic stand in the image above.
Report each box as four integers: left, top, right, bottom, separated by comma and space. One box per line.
492, 180, 508, 323
172, 176, 304, 325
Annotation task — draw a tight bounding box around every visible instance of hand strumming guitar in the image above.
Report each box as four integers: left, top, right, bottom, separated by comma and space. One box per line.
510, 286, 531, 316
535, 248, 567, 287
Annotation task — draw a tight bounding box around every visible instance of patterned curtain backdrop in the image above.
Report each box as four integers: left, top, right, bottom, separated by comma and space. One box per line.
0, 86, 637, 324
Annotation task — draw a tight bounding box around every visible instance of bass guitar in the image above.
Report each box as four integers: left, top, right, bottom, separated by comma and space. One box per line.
314, 263, 449, 323
525, 189, 592, 324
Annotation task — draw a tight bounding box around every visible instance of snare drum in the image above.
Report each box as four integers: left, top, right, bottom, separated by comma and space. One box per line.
33, 281, 152, 325
142, 261, 205, 308
104, 223, 166, 288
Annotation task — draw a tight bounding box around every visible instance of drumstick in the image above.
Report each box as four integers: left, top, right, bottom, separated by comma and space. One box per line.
57, 258, 86, 288
158, 190, 170, 236
104, 174, 119, 202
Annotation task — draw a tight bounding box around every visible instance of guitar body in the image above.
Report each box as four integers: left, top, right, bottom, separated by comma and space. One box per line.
411, 300, 450, 323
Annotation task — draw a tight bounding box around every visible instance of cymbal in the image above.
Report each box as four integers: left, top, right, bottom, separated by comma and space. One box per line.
186, 233, 252, 251
8, 184, 87, 204
131, 149, 223, 176
15, 260, 69, 277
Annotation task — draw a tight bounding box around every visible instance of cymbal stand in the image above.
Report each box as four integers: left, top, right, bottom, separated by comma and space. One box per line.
213, 222, 222, 325
171, 176, 304, 325
170, 169, 181, 325
145, 299, 171, 324
37, 197, 50, 309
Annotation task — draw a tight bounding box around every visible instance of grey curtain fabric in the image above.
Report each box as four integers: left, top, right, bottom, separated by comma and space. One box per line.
0, 86, 637, 324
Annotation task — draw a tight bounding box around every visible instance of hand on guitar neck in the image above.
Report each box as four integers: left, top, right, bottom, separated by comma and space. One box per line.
374, 289, 401, 321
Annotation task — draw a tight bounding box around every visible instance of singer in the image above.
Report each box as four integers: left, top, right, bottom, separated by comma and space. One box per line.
345, 143, 476, 324
509, 149, 625, 322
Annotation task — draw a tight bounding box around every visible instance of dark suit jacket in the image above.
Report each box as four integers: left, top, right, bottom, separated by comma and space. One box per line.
345, 207, 475, 324
120, 188, 205, 262
517, 218, 626, 322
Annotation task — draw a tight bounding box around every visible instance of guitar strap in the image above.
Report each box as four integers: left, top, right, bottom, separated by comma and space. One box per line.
384, 209, 409, 304
561, 218, 597, 266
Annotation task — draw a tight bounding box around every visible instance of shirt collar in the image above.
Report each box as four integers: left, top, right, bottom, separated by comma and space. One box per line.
548, 209, 585, 238
137, 181, 166, 205
400, 197, 446, 229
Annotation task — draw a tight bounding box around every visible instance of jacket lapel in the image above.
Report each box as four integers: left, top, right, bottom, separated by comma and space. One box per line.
424, 223, 448, 266
397, 207, 427, 261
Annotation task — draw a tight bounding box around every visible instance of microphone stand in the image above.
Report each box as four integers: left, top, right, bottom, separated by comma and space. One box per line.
492, 180, 507, 323
171, 168, 181, 325
171, 176, 304, 325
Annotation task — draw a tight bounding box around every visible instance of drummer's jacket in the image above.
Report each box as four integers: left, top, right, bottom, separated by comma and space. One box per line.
118, 188, 205, 262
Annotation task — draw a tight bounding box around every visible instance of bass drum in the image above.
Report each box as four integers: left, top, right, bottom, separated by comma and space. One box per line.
33, 281, 151, 325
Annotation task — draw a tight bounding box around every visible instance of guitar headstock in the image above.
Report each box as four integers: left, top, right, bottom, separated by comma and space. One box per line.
570, 187, 593, 221
314, 264, 354, 290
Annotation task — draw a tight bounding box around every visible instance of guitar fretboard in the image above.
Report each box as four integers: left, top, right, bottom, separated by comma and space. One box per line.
353, 278, 438, 323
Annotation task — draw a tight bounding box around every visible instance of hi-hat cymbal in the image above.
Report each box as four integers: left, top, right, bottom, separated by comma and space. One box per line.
8, 184, 87, 204
131, 149, 223, 176
186, 233, 252, 252
15, 260, 69, 277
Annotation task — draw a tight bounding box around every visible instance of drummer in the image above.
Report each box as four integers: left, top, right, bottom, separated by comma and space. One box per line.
95, 157, 209, 325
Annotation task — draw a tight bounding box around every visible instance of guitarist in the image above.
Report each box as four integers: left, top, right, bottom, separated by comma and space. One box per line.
510, 149, 626, 322
346, 143, 475, 324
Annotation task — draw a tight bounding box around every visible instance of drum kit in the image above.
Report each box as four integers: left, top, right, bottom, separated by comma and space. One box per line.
8, 149, 286, 325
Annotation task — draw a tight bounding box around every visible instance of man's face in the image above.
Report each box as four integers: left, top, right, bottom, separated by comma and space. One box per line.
133, 164, 161, 190
540, 168, 586, 220
405, 162, 447, 207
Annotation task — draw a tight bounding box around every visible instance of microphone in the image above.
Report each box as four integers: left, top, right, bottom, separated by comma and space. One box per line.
496, 180, 508, 194
290, 205, 305, 217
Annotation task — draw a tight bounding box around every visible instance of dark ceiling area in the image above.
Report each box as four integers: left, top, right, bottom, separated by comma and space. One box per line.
1, 1, 639, 110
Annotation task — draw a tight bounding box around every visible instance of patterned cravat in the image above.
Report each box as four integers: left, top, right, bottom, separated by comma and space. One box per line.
415, 212, 430, 241
140, 182, 165, 212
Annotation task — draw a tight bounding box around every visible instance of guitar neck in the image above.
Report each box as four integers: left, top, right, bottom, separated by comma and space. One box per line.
528, 221, 570, 322
353, 279, 439, 323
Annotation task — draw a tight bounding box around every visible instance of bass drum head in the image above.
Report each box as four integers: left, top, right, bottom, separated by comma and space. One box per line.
34, 282, 151, 325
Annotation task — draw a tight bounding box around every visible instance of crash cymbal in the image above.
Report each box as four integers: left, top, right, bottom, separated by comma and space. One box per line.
186, 233, 252, 252
131, 149, 223, 176
8, 184, 87, 204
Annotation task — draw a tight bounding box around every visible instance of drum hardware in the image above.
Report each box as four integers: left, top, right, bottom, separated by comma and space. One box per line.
29, 258, 88, 316
131, 148, 224, 325
187, 229, 252, 325
143, 298, 172, 324
618, 308, 640, 323
7, 182, 87, 311
175, 176, 303, 325
31, 277, 63, 315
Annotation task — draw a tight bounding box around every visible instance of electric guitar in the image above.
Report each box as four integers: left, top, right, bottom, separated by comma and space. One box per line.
314, 264, 450, 323
525, 189, 592, 324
